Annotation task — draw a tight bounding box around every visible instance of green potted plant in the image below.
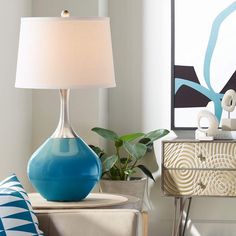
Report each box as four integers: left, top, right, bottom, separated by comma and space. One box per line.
90, 127, 169, 207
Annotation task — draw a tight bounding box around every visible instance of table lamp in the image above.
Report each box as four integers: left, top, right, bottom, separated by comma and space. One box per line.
15, 10, 115, 201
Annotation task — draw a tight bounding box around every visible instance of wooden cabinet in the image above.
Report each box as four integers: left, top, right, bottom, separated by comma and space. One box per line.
162, 140, 236, 197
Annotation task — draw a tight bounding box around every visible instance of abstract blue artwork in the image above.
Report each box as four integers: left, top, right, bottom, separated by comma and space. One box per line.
172, 0, 236, 129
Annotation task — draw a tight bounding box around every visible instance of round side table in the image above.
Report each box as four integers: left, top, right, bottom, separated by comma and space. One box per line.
29, 192, 141, 210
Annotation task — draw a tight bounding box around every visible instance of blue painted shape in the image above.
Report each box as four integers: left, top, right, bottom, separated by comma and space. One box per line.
0, 192, 24, 200
7, 223, 38, 233
204, 1, 236, 92
28, 137, 102, 201
3, 212, 32, 222
0, 231, 6, 236
0, 175, 18, 185
1, 200, 29, 210
175, 78, 223, 121
0, 219, 4, 231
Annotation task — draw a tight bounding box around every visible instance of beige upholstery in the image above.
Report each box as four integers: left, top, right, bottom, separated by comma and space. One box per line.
36, 209, 142, 236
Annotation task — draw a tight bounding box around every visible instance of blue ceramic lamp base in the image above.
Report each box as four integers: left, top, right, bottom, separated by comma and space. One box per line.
28, 137, 101, 201
28, 89, 101, 201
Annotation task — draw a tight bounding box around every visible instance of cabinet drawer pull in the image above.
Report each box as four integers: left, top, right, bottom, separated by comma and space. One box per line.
198, 181, 206, 189
197, 154, 206, 162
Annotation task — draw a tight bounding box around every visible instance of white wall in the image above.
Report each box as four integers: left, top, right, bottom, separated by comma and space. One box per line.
0, 0, 32, 190
108, 0, 143, 134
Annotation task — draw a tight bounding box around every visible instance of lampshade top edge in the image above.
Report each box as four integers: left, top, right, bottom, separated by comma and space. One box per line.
20, 17, 110, 22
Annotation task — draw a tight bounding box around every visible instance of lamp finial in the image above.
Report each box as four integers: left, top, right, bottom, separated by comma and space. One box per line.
61, 10, 70, 17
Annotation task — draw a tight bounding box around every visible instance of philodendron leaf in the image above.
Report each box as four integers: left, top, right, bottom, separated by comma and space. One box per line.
115, 139, 123, 148
89, 145, 105, 158
138, 138, 153, 152
109, 167, 122, 180
124, 142, 147, 160
92, 127, 119, 142
143, 129, 169, 145
137, 165, 155, 182
102, 155, 118, 172
138, 138, 151, 145
120, 133, 144, 142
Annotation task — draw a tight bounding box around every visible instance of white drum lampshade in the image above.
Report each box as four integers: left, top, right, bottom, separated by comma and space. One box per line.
15, 17, 115, 89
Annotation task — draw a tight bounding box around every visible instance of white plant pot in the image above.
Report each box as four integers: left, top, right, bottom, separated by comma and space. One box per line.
99, 177, 147, 209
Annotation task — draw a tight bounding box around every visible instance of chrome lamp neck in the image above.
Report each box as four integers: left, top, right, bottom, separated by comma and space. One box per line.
51, 89, 78, 138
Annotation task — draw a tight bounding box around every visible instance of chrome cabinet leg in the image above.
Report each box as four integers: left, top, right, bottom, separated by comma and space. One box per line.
172, 197, 192, 236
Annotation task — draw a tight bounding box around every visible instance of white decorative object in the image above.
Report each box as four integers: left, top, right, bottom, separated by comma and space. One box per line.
195, 129, 236, 140
221, 89, 236, 131
214, 130, 236, 139
221, 89, 236, 113
195, 129, 214, 141
196, 110, 219, 139
222, 119, 236, 131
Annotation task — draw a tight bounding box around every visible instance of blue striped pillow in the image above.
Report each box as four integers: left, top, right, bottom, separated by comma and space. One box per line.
0, 174, 43, 235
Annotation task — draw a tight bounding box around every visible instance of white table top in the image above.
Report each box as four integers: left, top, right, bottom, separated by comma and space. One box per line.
29, 193, 139, 210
